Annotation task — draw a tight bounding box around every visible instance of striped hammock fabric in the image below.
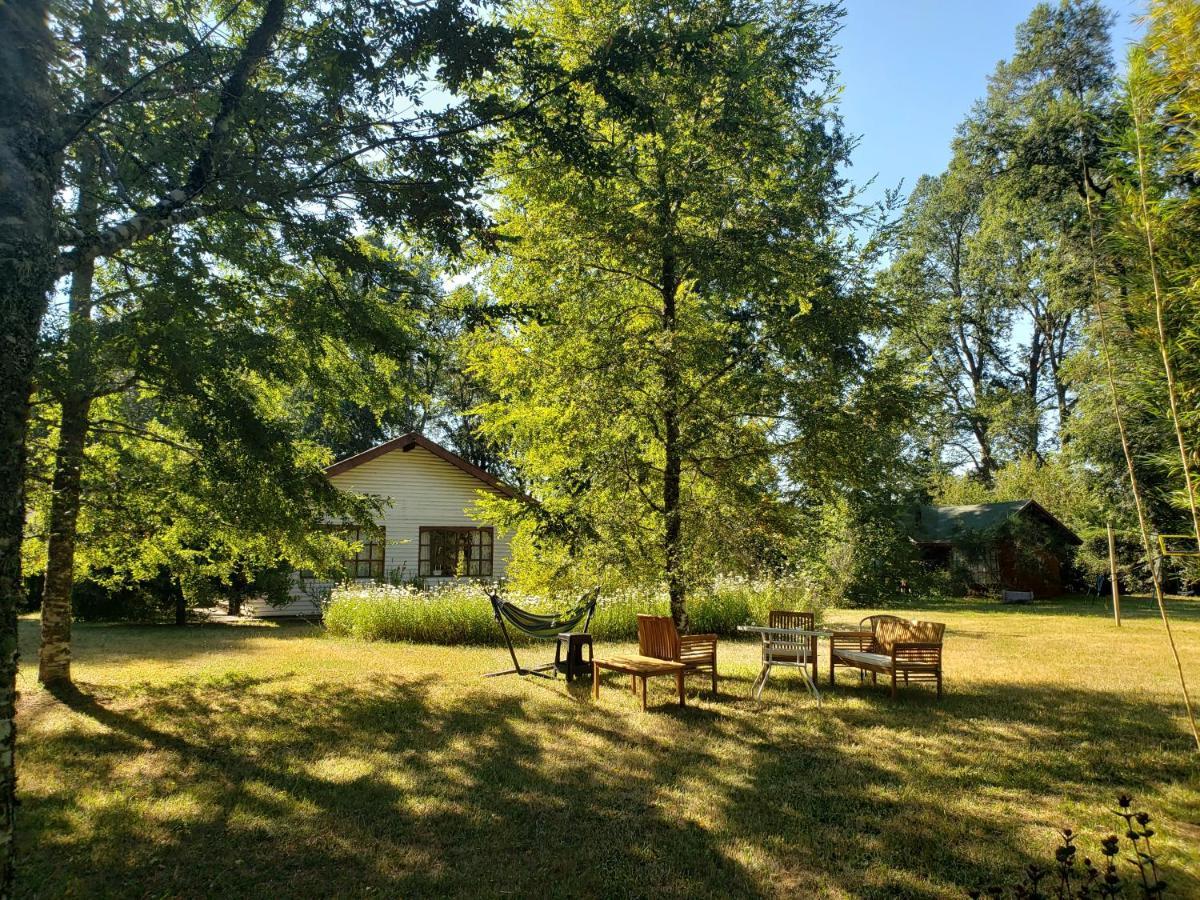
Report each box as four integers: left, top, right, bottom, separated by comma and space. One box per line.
490, 591, 598, 639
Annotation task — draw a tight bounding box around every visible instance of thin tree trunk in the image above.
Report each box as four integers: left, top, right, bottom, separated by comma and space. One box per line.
662, 261, 685, 631
38, 143, 98, 686
0, 2, 61, 890
37, 395, 92, 684
1130, 97, 1200, 553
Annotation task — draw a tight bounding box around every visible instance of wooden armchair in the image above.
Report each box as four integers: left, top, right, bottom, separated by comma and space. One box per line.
637, 615, 718, 693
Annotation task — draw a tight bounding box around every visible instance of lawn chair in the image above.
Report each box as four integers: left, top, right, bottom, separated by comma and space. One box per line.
636, 615, 719, 693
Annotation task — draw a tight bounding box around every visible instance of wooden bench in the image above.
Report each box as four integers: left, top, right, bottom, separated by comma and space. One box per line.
829, 614, 945, 698
592, 655, 686, 709
637, 614, 718, 694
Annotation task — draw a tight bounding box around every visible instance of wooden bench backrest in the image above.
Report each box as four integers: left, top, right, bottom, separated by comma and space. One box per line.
769, 610, 814, 631
873, 617, 945, 654
637, 615, 681, 662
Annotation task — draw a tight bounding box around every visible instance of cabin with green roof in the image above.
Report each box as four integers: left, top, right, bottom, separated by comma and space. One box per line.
913, 500, 1082, 597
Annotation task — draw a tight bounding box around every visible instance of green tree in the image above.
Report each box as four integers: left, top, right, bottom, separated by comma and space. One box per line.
2, 0, 513, 880
25, 236, 430, 628
26, 0, 511, 688
889, 0, 1117, 482
468, 0, 890, 625
883, 163, 1018, 481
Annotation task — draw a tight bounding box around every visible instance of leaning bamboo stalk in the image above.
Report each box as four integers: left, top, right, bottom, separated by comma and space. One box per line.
1128, 65, 1200, 553
1082, 167, 1199, 751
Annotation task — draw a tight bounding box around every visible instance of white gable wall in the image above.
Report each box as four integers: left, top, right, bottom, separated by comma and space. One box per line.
326, 444, 511, 581
244, 444, 511, 617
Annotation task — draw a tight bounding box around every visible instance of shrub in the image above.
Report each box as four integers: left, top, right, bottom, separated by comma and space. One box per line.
324, 583, 499, 644
323, 576, 824, 645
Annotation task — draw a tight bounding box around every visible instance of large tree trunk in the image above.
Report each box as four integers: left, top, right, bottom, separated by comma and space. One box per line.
38, 142, 99, 686
0, 2, 61, 891
37, 394, 92, 684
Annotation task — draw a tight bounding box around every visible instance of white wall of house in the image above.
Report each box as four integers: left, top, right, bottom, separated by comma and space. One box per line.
244, 443, 511, 617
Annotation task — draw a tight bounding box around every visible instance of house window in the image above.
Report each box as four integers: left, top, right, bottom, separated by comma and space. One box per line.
299, 525, 385, 580
418, 527, 493, 578
344, 526, 386, 579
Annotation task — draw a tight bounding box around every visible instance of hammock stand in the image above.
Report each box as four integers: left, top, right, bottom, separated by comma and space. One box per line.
484, 588, 599, 678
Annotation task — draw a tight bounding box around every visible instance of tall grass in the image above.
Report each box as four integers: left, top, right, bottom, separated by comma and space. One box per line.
323, 577, 824, 646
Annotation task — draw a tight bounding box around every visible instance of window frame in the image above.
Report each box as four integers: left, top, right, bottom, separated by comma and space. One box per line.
418, 526, 494, 578
343, 525, 386, 580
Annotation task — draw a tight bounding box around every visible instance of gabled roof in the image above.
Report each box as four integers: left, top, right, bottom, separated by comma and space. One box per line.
324, 432, 518, 499
915, 500, 1081, 546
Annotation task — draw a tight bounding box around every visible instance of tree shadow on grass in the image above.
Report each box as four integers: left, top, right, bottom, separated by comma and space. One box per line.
25, 674, 767, 898
18, 668, 1199, 899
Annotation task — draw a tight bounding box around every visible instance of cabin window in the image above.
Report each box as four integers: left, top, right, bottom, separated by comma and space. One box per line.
419, 527, 493, 578
344, 526, 386, 579
300, 524, 385, 580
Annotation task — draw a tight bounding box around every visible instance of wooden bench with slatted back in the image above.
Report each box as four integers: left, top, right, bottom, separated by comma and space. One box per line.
829, 615, 945, 698
637, 614, 719, 693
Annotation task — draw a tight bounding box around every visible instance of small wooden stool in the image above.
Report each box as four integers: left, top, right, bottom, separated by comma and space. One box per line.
554, 632, 594, 681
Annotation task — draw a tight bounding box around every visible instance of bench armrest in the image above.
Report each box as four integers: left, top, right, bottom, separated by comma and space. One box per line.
680, 633, 718, 661
892, 642, 942, 667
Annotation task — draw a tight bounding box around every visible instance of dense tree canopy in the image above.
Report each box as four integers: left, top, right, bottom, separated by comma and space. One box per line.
464, 0, 909, 623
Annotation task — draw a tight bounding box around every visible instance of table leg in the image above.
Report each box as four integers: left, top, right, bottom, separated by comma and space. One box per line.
752, 663, 771, 700
640, 676, 647, 711
676, 671, 685, 706
592, 662, 600, 699
799, 664, 823, 707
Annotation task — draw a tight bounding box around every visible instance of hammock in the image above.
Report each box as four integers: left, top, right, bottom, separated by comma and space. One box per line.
484, 588, 599, 677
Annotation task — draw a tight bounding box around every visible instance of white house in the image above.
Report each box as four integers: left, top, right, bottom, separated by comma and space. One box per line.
244, 432, 516, 617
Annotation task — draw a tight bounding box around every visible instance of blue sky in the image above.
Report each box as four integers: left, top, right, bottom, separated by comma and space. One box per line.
837, 0, 1146, 208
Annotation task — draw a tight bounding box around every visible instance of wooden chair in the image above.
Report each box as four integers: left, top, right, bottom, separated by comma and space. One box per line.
637, 615, 718, 693
769, 610, 818, 684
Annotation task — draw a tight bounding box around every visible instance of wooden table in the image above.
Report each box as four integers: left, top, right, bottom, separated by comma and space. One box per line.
737, 625, 833, 704
592, 654, 687, 710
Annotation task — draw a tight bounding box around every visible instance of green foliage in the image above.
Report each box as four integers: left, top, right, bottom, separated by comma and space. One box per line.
932, 456, 1109, 536
465, 0, 905, 619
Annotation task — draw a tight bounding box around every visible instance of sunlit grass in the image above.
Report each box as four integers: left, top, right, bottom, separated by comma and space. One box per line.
16, 596, 1200, 898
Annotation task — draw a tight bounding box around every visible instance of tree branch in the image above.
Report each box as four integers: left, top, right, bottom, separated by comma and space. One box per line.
55, 0, 286, 277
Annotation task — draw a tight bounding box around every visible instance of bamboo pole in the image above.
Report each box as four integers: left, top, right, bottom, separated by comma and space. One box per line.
1129, 75, 1200, 554
1107, 522, 1121, 627
1082, 164, 1199, 751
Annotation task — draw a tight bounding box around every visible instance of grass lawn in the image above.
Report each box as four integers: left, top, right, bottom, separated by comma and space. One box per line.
16, 597, 1200, 898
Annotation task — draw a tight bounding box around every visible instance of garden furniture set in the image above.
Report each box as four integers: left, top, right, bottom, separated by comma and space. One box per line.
485, 589, 945, 709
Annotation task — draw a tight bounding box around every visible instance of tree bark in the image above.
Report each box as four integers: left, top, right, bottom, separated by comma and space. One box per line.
661, 251, 686, 631
38, 142, 99, 686
174, 580, 187, 627
0, 2, 61, 891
